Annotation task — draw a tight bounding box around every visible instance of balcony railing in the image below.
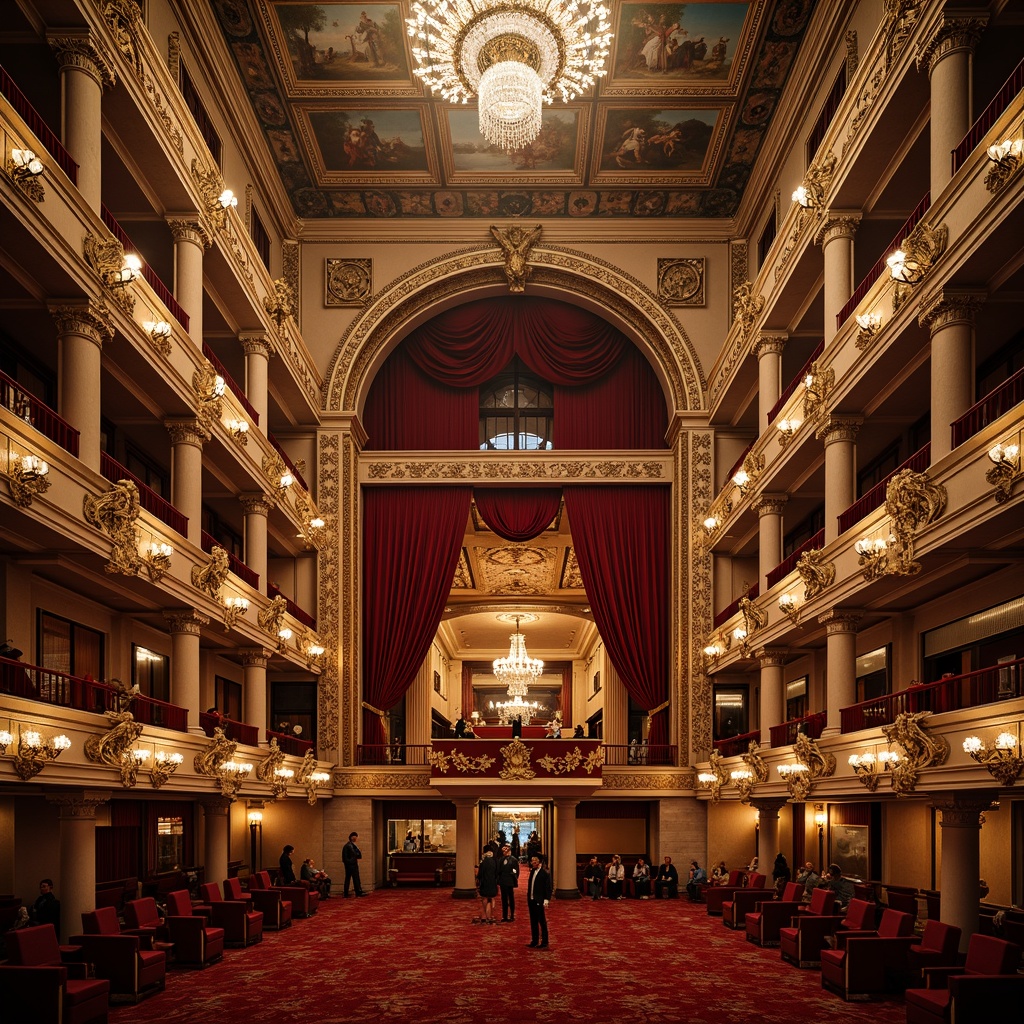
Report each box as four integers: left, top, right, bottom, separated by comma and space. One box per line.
268, 432, 309, 492
1, 370, 80, 457
355, 742, 677, 767
836, 444, 931, 536
840, 658, 1024, 733
0, 64, 78, 183
769, 710, 827, 748
712, 730, 760, 759
600, 743, 676, 767
836, 193, 931, 330
202, 343, 258, 425
100, 453, 188, 537
951, 366, 1024, 449
808, 64, 848, 159
0, 655, 188, 730
713, 582, 760, 629
725, 439, 757, 487
952, 56, 1024, 173
356, 744, 432, 766
265, 730, 313, 755
766, 529, 825, 590
100, 207, 190, 332
766, 341, 824, 425
267, 583, 316, 629
200, 711, 259, 746
200, 531, 260, 590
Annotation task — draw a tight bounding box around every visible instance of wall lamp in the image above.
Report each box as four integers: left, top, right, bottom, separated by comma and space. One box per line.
141, 541, 173, 583
886, 249, 921, 285
227, 419, 249, 446
143, 318, 172, 356
985, 443, 1021, 504
150, 750, 183, 789
849, 750, 899, 791
121, 748, 150, 788
223, 596, 250, 632
791, 184, 814, 208
279, 472, 294, 491
987, 138, 1023, 168
306, 643, 326, 670
854, 534, 896, 580
855, 312, 882, 349
3, 453, 51, 508
732, 468, 751, 494
10, 148, 43, 180
777, 418, 800, 449
11, 729, 72, 780
964, 732, 1024, 786
778, 593, 801, 626
776, 761, 809, 799
110, 253, 142, 288
702, 515, 720, 535
218, 189, 238, 210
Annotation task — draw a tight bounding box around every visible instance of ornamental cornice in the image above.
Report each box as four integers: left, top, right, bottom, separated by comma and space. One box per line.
333, 771, 432, 790
751, 334, 787, 360
163, 609, 210, 635
49, 300, 114, 346
916, 17, 988, 77
756, 647, 788, 669
239, 333, 276, 359
239, 647, 272, 669
814, 212, 862, 247
197, 796, 233, 815
166, 217, 213, 250
751, 493, 788, 518
819, 416, 862, 446
602, 770, 694, 790
817, 609, 862, 634
165, 418, 208, 447
47, 33, 116, 89
917, 291, 985, 333
240, 493, 274, 517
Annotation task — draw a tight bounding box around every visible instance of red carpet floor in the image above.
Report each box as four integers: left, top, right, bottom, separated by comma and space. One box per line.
111, 891, 910, 1024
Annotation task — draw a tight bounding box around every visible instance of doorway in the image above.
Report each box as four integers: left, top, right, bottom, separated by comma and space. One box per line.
487, 804, 548, 862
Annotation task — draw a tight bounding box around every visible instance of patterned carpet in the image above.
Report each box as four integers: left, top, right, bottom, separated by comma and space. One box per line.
111, 890, 910, 1024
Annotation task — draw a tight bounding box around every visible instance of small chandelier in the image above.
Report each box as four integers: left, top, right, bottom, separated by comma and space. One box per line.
489, 694, 546, 726
493, 616, 543, 696
407, 0, 613, 152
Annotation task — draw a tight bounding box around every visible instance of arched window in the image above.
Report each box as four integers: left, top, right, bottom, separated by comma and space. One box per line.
479, 360, 553, 451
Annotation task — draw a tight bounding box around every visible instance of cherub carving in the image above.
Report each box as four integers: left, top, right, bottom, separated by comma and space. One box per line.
490, 224, 542, 293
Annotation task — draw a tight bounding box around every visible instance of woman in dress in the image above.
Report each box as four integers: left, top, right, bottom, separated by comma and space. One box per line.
476, 848, 498, 924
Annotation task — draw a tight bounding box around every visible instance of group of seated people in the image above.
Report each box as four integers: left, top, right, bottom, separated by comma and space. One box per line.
580, 855, 695, 900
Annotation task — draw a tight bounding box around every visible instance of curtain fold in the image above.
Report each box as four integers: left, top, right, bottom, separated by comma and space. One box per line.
473, 487, 562, 542
562, 485, 671, 746
362, 486, 473, 745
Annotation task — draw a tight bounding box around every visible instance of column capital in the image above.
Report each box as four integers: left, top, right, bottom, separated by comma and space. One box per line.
198, 796, 233, 816
240, 493, 274, 517
165, 417, 208, 447
47, 33, 116, 89
49, 300, 114, 347
814, 212, 861, 247
552, 797, 581, 811
750, 797, 788, 818
752, 333, 787, 360
164, 608, 210, 634
167, 216, 213, 251
917, 16, 988, 77
239, 333, 276, 359
819, 415, 862, 447
452, 796, 479, 810
918, 291, 985, 334
931, 791, 993, 827
240, 647, 273, 669
752, 493, 788, 518
817, 609, 862, 634
46, 790, 110, 817
756, 647, 789, 668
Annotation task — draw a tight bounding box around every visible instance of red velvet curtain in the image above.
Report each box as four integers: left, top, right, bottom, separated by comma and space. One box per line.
562, 485, 671, 746
362, 486, 472, 745
473, 487, 562, 541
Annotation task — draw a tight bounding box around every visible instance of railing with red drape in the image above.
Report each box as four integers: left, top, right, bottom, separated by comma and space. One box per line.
474, 487, 562, 541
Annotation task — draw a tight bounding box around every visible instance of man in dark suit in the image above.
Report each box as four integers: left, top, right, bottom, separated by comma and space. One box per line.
342, 831, 365, 897
526, 854, 551, 948
497, 843, 519, 922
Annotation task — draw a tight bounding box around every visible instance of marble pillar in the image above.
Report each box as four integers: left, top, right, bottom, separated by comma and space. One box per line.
166, 419, 206, 546
240, 648, 271, 741
240, 334, 274, 426
452, 797, 479, 899
753, 334, 787, 429
200, 797, 232, 891
816, 214, 860, 344
164, 609, 209, 732
757, 648, 788, 747
47, 791, 108, 942
933, 792, 990, 952
240, 493, 272, 588
752, 494, 787, 591
818, 611, 861, 736
553, 798, 581, 899
167, 218, 211, 348
821, 418, 861, 543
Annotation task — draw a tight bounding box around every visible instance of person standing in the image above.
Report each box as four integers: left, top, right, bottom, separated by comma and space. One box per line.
497, 843, 519, 922
526, 830, 542, 862
510, 832, 521, 861
526, 854, 551, 948
343, 831, 366, 897
29, 879, 60, 927
279, 844, 296, 884
476, 848, 498, 924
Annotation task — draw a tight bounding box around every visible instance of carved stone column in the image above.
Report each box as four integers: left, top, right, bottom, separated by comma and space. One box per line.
452, 797, 479, 899
751, 798, 788, 867
933, 792, 991, 951
553, 797, 581, 900
239, 334, 274, 426
240, 648, 271, 743
200, 797, 232, 890
821, 417, 861, 543
816, 214, 861, 344
757, 648, 788, 748
164, 609, 209, 732
47, 36, 114, 213
167, 218, 211, 347
50, 302, 113, 473
166, 419, 206, 546
818, 611, 861, 736
753, 334, 787, 429
240, 494, 272, 588
752, 494, 787, 592
918, 17, 988, 198
919, 293, 984, 462
47, 791, 109, 941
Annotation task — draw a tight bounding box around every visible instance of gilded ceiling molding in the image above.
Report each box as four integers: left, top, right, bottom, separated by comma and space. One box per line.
882, 711, 950, 797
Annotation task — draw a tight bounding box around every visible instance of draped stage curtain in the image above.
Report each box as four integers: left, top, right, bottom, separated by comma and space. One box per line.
362, 486, 472, 744
562, 485, 671, 746
473, 487, 562, 542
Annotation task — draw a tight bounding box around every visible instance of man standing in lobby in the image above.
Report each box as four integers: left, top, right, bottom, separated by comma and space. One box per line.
343, 831, 366, 897
526, 853, 551, 948
498, 842, 519, 922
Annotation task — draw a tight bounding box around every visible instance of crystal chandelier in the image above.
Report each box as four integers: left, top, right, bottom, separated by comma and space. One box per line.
489, 694, 547, 726
493, 616, 544, 695
406, 0, 613, 152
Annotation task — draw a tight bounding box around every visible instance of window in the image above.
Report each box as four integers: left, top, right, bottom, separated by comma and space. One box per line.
125, 445, 169, 499
387, 817, 456, 854
38, 611, 104, 679
214, 676, 243, 720
786, 676, 808, 721
855, 646, 890, 703
713, 686, 748, 739
156, 816, 184, 872
250, 206, 271, 270
757, 212, 777, 269
178, 62, 222, 166
132, 645, 169, 702
479, 360, 554, 451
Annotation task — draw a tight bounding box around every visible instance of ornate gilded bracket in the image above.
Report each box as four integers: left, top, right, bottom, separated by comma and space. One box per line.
733, 281, 765, 338
889, 221, 948, 313
261, 451, 293, 501
84, 231, 138, 314
490, 224, 541, 293
141, 541, 173, 582
191, 158, 234, 234
191, 546, 230, 600
731, 741, 768, 803
697, 749, 729, 803
803, 362, 835, 434
2, 453, 51, 508
792, 150, 836, 209
537, 745, 604, 775
882, 711, 950, 796
984, 138, 1023, 194
256, 738, 292, 799
735, 595, 767, 657
85, 683, 145, 787
193, 727, 251, 798
293, 491, 330, 550
296, 748, 332, 805
83, 479, 142, 576
149, 750, 183, 789
732, 452, 765, 496
192, 362, 224, 435
263, 278, 295, 331
258, 595, 288, 645
6, 148, 46, 202
985, 443, 1021, 504
796, 547, 835, 600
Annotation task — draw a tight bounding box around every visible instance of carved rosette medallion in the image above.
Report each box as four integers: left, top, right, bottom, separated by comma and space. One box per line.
326, 258, 372, 306
657, 258, 705, 305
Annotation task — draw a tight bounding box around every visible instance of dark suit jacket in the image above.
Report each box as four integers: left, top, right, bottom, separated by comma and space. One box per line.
527, 867, 552, 904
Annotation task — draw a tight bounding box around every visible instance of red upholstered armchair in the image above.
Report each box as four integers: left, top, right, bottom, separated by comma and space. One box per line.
706, 872, 765, 915
904, 921, 963, 983
745, 882, 810, 947
70, 910, 166, 1004
780, 897, 875, 969
226, 876, 292, 930
122, 897, 167, 942
904, 934, 1023, 1024
198, 882, 263, 947
0, 924, 110, 1024
250, 869, 319, 918
820, 909, 916, 1000
164, 890, 225, 967
722, 875, 778, 929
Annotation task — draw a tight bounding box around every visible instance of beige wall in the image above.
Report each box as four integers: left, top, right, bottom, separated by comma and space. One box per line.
980, 803, 1012, 907
883, 801, 932, 890
575, 819, 646, 856
707, 800, 759, 873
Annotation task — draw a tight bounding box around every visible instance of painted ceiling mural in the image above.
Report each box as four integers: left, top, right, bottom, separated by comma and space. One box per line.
212, 0, 817, 218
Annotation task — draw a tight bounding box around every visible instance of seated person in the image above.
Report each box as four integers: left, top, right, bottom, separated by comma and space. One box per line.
300, 857, 332, 898
710, 860, 728, 885
796, 861, 820, 898
403, 831, 418, 852
29, 879, 60, 927
606, 855, 625, 900
633, 857, 651, 899
654, 856, 679, 899
583, 856, 603, 900
818, 863, 854, 909
686, 860, 708, 902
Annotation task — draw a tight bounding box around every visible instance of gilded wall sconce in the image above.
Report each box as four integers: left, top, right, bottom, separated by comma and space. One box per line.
776, 418, 800, 449
8, 147, 45, 201
855, 312, 882, 350
963, 732, 1024, 786
150, 750, 183, 789
143, 318, 172, 356
227, 419, 249, 446
141, 541, 173, 583
12, 729, 72, 780
985, 137, 1023, 193
985, 443, 1021, 504
3, 453, 50, 508
223, 596, 250, 632
778, 593, 801, 626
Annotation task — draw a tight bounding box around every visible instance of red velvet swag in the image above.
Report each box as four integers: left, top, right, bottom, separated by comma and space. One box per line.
362, 486, 472, 745
474, 487, 562, 542
562, 485, 671, 747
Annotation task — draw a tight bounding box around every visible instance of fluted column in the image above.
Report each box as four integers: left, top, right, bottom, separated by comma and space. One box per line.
239, 334, 274, 426
753, 334, 787, 429
50, 302, 113, 473
918, 17, 987, 198
452, 797, 479, 899
405, 656, 433, 754
816, 214, 860, 343
821, 417, 861, 543
933, 792, 990, 952
47, 791, 108, 942
166, 419, 206, 545
47, 36, 113, 213
919, 293, 984, 462
818, 611, 861, 736
602, 656, 628, 749
757, 648, 788, 747
240, 648, 271, 742
164, 609, 209, 732
751, 798, 787, 869
167, 218, 211, 348
240, 494, 272, 588
752, 494, 787, 591
553, 798, 581, 899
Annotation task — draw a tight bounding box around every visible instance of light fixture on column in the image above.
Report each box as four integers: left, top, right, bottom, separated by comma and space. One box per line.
227, 419, 249, 446
0, 729, 11, 754
9, 147, 45, 201
855, 312, 882, 350
778, 593, 801, 626
985, 442, 1021, 504
985, 138, 1023, 192
814, 803, 826, 864
150, 750, 183, 789
141, 541, 173, 583
963, 732, 1024, 786
776, 418, 800, 449
11, 729, 72, 780
223, 596, 250, 632
2, 452, 50, 508
248, 807, 263, 869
